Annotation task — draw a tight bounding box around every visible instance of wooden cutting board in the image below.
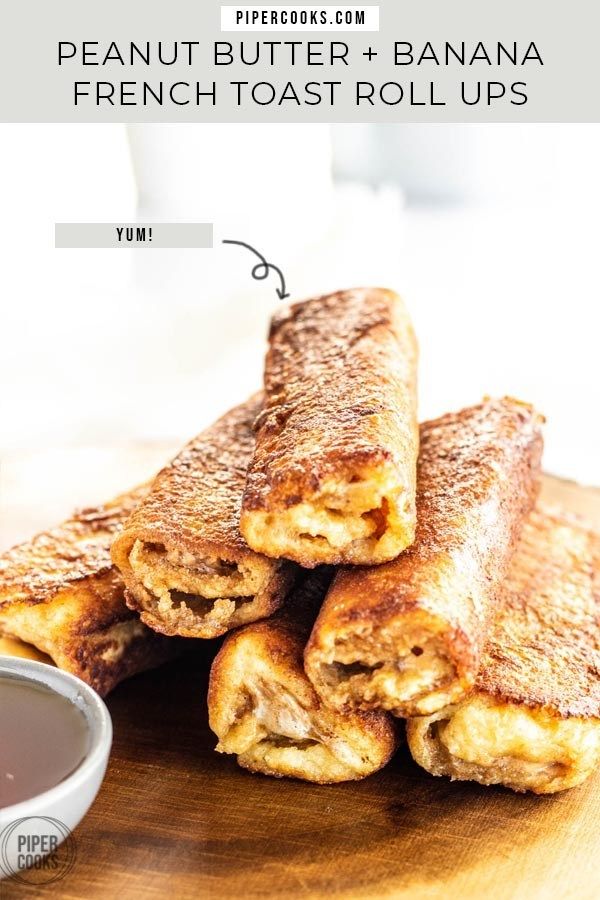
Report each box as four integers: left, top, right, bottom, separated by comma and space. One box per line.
1, 453, 600, 900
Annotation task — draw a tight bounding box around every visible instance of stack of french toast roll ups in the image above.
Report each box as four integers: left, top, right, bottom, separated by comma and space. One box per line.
2, 287, 599, 795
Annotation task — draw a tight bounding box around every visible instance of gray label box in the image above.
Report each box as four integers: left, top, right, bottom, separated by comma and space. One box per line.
55, 223, 214, 248
3, 0, 600, 123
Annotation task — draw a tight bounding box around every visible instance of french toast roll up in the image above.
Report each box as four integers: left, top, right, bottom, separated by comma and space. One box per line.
112, 396, 296, 639
208, 568, 398, 783
0, 486, 178, 696
240, 288, 419, 567
407, 508, 600, 794
305, 398, 544, 718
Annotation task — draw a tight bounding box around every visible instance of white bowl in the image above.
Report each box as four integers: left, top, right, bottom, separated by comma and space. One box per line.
0, 657, 112, 881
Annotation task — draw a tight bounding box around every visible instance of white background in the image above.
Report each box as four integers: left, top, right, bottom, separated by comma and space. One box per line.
0, 122, 598, 538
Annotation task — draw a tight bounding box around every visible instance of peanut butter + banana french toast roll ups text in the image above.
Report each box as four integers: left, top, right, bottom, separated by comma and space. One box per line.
408, 508, 600, 794
111, 396, 296, 639
208, 568, 398, 783
305, 397, 543, 718
240, 287, 419, 567
0, 485, 177, 696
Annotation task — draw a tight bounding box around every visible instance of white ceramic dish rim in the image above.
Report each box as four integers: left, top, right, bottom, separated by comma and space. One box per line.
0, 656, 112, 821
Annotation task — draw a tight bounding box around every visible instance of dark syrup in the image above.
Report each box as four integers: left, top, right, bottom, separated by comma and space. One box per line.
0, 676, 89, 808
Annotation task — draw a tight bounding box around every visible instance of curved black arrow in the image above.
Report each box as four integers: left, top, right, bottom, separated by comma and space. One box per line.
222, 239, 290, 300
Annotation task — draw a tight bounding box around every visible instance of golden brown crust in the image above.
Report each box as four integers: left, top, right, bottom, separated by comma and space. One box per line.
406, 508, 600, 794
0, 487, 178, 696
477, 506, 600, 717
111, 396, 296, 638
406, 696, 600, 794
0, 486, 147, 608
240, 288, 419, 566
304, 397, 544, 717
208, 569, 398, 783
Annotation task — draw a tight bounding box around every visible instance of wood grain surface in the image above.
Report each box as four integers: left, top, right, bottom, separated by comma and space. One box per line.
1, 449, 599, 900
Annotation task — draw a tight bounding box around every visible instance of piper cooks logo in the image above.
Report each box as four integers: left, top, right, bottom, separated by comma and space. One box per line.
0, 817, 77, 885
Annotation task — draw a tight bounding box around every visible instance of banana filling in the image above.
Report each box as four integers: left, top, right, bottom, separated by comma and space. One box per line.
216, 676, 368, 780
315, 626, 461, 717
127, 539, 268, 633
242, 471, 413, 566
217, 677, 321, 754
408, 695, 600, 793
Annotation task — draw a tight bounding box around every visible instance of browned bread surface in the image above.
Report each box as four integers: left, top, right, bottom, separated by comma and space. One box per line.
406, 507, 600, 794
241, 288, 419, 566
305, 397, 544, 717
112, 396, 295, 638
0, 485, 177, 696
208, 569, 398, 783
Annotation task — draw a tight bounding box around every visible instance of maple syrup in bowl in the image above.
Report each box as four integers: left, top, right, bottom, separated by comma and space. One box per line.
0, 657, 112, 880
